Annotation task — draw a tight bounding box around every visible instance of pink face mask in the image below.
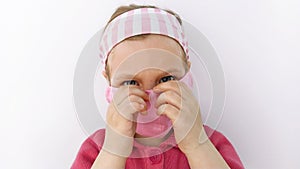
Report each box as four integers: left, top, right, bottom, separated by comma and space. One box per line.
105, 71, 193, 138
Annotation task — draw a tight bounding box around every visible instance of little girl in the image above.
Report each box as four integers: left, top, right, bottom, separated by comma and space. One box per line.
71, 4, 244, 169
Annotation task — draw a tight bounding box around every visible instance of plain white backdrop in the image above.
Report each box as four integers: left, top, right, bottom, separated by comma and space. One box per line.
1, 0, 299, 168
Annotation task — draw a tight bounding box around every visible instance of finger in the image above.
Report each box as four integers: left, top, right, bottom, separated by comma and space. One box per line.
153, 81, 181, 95
114, 86, 149, 104
157, 104, 180, 123
155, 90, 182, 110
128, 95, 147, 107
155, 81, 195, 104
116, 93, 149, 119
117, 99, 145, 121
127, 86, 149, 100
128, 95, 147, 115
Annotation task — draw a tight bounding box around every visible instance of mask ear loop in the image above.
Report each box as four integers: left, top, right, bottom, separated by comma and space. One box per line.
105, 86, 112, 103
105, 86, 117, 103
179, 71, 194, 89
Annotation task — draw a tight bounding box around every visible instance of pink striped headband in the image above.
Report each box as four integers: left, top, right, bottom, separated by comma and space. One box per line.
99, 7, 189, 65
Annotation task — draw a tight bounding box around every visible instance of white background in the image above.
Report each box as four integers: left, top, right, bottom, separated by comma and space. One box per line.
1, 0, 299, 168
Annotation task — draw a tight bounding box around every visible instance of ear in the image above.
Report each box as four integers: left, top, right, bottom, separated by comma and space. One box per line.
102, 70, 108, 80
186, 60, 191, 71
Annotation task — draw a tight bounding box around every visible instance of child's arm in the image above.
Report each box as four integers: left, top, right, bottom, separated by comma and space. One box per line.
184, 138, 230, 169
91, 86, 148, 168
154, 81, 234, 168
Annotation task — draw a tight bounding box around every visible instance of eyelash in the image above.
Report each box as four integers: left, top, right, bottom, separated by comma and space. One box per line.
121, 75, 177, 86
122, 80, 139, 86
158, 75, 176, 83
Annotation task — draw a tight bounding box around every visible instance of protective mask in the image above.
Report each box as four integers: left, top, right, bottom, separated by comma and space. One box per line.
105, 71, 193, 138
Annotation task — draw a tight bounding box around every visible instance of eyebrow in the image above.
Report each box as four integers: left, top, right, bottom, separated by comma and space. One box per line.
165, 67, 183, 75
113, 73, 135, 80
113, 67, 183, 80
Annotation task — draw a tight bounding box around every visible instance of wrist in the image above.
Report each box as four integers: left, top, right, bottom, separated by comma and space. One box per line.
184, 139, 212, 159
103, 125, 134, 157
181, 126, 210, 155
184, 140, 230, 169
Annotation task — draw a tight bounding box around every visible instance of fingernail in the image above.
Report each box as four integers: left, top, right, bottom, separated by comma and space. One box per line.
140, 104, 144, 109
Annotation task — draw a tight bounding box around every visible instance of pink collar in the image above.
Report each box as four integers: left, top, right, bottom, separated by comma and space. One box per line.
130, 129, 178, 158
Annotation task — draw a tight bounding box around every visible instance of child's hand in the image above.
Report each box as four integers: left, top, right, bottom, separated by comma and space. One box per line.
153, 81, 208, 154
107, 85, 149, 137
103, 86, 148, 157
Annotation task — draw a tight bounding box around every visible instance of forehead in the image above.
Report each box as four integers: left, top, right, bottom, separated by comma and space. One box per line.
113, 49, 185, 80
108, 34, 186, 76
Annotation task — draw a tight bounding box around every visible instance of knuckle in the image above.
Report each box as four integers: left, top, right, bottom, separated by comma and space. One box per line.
130, 102, 141, 111
160, 104, 171, 112
165, 91, 179, 100
128, 95, 144, 104
128, 95, 136, 101
167, 90, 176, 98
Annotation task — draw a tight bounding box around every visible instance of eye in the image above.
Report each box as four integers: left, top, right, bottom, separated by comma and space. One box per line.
159, 75, 176, 83
122, 80, 139, 86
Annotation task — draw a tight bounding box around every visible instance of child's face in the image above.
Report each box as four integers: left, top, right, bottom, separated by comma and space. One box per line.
103, 34, 190, 89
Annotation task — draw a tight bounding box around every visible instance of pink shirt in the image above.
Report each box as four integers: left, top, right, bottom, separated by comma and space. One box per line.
71, 125, 244, 169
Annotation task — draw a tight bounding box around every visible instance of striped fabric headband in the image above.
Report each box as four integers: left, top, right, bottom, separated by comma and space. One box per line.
99, 7, 189, 65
